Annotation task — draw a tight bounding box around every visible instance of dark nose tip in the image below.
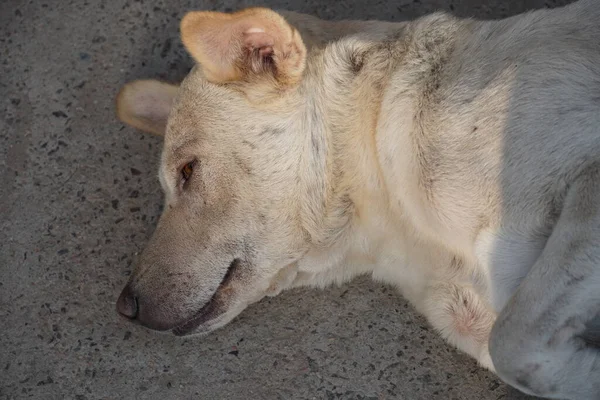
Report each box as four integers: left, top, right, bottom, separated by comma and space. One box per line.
116, 284, 138, 319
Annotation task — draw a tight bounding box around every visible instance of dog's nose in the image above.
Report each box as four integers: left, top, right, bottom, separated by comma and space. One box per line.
116, 284, 138, 319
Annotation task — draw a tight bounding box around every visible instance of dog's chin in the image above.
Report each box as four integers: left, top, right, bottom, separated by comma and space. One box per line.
171, 288, 276, 336
171, 322, 214, 337
169, 263, 297, 337
170, 294, 232, 337
171, 303, 246, 337
170, 258, 251, 336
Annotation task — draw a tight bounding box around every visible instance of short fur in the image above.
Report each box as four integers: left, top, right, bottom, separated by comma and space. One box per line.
115, 3, 600, 399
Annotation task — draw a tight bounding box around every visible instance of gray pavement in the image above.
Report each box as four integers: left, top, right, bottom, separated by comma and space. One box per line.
0, 0, 574, 399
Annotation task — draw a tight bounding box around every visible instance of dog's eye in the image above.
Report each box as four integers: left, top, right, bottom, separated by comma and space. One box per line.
180, 161, 195, 184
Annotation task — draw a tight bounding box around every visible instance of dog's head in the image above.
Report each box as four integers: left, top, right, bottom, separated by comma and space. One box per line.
114, 8, 350, 336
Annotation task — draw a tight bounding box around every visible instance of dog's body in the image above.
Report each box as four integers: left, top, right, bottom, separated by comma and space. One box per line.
115, 1, 600, 398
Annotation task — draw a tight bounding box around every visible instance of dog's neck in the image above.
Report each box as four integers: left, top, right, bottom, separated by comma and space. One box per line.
295, 14, 463, 269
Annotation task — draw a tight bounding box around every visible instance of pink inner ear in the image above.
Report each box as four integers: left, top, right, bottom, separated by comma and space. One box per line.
243, 30, 275, 52
258, 46, 274, 57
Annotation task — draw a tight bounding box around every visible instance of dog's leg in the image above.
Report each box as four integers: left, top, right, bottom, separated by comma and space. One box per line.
419, 282, 496, 371
490, 167, 600, 400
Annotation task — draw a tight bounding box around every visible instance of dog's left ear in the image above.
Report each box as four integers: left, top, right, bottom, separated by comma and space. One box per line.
115, 80, 178, 136
180, 7, 306, 86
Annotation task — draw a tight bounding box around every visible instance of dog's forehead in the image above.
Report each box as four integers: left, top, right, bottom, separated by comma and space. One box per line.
177, 66, 240, 111
164, 72, 237, 149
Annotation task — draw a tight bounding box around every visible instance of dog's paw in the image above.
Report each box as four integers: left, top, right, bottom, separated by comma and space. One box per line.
478, 343, 496, 372
265, 264, 298, 297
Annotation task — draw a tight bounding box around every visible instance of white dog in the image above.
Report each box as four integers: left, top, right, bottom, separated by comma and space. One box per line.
115, 2, 600, 398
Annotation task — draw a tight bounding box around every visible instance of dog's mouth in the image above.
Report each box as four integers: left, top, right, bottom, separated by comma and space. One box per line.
172, 258, 242, 336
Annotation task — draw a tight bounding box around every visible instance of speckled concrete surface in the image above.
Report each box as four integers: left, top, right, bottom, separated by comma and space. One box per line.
0, 0, 574, 399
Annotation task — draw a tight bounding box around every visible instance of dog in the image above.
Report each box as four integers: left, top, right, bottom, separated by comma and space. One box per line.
114, 2, 600, 398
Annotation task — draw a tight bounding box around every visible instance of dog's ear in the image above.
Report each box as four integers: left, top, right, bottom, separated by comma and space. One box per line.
115, 80, 178, 136
180, 7, 306, 86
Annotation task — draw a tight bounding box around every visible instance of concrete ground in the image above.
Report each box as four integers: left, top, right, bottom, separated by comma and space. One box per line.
0, 0, 575, 399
